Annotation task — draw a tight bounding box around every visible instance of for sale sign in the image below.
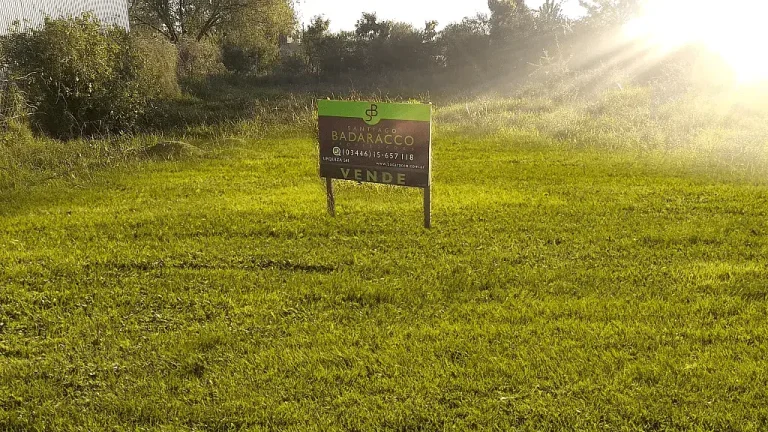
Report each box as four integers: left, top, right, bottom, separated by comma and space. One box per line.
318, 100, 432, 188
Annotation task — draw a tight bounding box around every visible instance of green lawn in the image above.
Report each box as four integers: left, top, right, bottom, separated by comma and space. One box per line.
2, 127, 768, 430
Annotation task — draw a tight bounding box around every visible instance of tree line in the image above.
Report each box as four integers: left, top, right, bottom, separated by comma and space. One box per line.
0, 0, 644, 138
128, 0, 296, 74
125, 0, 641, 79
279, 0, 641, 82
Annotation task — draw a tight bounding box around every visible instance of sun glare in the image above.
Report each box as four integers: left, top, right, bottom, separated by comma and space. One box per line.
623, 0, 768, 83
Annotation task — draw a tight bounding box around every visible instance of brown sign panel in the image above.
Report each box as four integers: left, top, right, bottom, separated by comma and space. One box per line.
318, 101, 432, 188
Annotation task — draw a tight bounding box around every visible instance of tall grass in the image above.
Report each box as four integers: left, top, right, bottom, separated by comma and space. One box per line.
2, 74, 768, 191
439, 84, 768, 173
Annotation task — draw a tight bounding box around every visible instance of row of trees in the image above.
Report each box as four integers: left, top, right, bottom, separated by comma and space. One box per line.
283, 0, 641, 80
0, 0, 644, 139
124, 0, 642, 78
128, 0, 296, 73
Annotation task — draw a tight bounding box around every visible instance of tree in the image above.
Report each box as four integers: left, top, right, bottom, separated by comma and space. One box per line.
302, 15, 331, 75
578, 0, 641, 27
129, 0, 295, 43
421, 21, 440, 70
439, 14, 491, 71
353, 15, 439, 73
317, 31, 357, 75
354, 13, 391, 41
222, 0, 295, 70
379, 22, 427, 71
532, 0, 571, 55
297, 12, 439, 78
424, 20, 438, 43
488, 0, 534, 45
535, 0, 569, 33
487, 0, 536, 71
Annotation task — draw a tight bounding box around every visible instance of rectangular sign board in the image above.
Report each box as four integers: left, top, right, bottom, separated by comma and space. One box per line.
318, 100, 432, 188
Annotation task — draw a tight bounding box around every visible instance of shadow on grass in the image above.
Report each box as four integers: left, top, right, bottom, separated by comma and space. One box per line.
87, 258, 337, 274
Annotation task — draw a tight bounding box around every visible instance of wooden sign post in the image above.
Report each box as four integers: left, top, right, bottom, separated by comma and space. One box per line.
318, 100, 432, 228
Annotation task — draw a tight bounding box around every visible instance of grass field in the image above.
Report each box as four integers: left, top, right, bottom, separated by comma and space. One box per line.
2, 88, 768, 430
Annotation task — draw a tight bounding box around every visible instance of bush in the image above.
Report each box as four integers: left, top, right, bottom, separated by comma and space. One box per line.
177, 38, 226, 81
1, 34, 30, 127
2, 15, 180, 138
132, 35, 181, 100
274, 52, 309, 81
222, 43, 259, 75
0, 81, 30, 128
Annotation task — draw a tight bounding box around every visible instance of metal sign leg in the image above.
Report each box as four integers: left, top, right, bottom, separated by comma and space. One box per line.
326, 177, 336, 217
424, 186, 431, 229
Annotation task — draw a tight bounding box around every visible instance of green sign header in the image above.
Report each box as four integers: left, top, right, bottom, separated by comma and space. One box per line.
317, 100, 431, 126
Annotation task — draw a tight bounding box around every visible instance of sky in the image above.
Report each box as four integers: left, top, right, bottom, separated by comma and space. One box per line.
296, 0, 586, 32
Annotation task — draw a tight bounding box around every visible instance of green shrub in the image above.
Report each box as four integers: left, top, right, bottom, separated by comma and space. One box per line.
275, 52, 309, 81
222, 43, 259, 75
0, 81, 30, 127
0, 36, 28, 127
2, 15, 178, 138
177, 38, 226, 81
132, 35, 181, 100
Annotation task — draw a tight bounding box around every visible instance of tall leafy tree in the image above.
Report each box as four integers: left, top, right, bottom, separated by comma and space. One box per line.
439, 14, 491, 71
424, 20, 438, 43
223, 0, 295, 69
578, 0, 641, 26
487, 0, 535, 71
379, 22, 429, 71
536, 0, 568, 32
302, 15, 330, 75
129, 0, 294, 43
354, 13, 392, 41
488, 0, 534, 45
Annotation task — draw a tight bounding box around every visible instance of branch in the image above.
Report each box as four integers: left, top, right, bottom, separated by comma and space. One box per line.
133, 14, 172, 39
196, 11, 221, 41
149, 0, 178, 41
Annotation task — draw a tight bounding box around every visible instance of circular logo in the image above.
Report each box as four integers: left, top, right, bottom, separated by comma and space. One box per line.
365, 104, 379, 123
333, 147, 342, 156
